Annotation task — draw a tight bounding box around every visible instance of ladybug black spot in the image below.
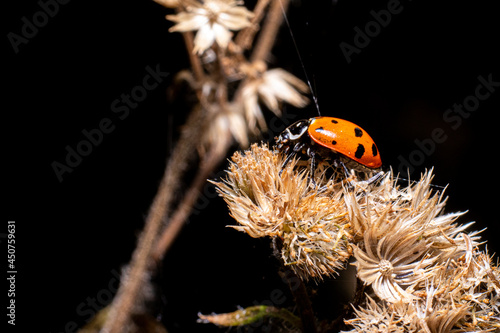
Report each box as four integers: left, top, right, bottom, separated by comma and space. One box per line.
372, 143, 378, 157
331, 119, 338, 124
331, 140, 337, 145
354, 127, 363, 137
355, 144, 365, 159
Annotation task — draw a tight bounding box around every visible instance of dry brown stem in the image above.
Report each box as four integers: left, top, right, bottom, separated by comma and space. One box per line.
152, 144, 228, 261
101, 107, 206, 333
250, 0, 289, 63
235, 0, 272, 50
182, 31, 205, 83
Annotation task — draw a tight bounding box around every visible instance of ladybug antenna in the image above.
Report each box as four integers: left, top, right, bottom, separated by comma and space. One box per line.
278, 0, 321, 116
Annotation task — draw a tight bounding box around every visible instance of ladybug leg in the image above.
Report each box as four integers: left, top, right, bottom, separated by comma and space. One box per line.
337, 161, 356, 191
364, 171, 385, 186
279, 142, 305, 177
338, 161, 351, 179
346, 169, 385, 190
308, 149, 317, 188
331, 158, 351, 179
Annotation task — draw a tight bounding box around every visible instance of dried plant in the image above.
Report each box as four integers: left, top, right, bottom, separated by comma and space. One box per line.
166, 0, 254, 54
215, 143, 353, 281
209, 143, 500, 332
345, 170, 481, 304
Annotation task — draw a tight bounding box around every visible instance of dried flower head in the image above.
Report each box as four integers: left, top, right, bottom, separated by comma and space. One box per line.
214, 143, 353, 280
343, 296, 413, 333
197, 69, 309, 153
166, 0, 254, 54
213, 142, 500, 332
344, 170, 483, 304
199, 101, 250, 155
343, 243, 500, 332
427, 246, 500, 331
241, 63, 309, 132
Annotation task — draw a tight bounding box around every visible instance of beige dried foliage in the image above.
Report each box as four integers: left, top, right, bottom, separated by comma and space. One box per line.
344, 171, 481, 304
215, 142, 500, 331
214, 143, 353, 280
241, 62, 310, 133
198, 101, 250, 155
166, 0, 254, 54
343, 244, 500, 332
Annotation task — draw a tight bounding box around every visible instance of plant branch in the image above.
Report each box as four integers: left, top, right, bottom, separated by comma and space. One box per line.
250, 0, 289, 64
235, 0, 272, 50
182, 31, 205, 83
153, 0, 294, 263
101, 106, 206, 333
152, 144, 227, 261
233, 0, 290, 105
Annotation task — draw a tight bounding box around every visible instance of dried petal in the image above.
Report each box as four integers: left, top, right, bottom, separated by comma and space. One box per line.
242, 67, 309, 133
166, 0, 253, 54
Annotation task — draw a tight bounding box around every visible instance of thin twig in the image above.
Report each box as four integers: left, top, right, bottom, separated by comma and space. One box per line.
182, 31, 205, 83
233, 0, 290, 103
152, 145, 227, 261
235, 0, 272, 50
250, 0, 289, 64
101, 106, 206, 333
152, 45, 230, 263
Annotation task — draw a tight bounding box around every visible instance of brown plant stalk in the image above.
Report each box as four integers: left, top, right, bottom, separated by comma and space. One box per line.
235, 0, 272, 50
182, 30, 205, 83
152, 145, 227, 261
234, 0, 290, 104
101, 106, 206, 333
250, 0, 289, 64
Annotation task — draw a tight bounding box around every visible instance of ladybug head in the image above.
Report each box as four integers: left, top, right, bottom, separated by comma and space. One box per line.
275, 119, 310, 151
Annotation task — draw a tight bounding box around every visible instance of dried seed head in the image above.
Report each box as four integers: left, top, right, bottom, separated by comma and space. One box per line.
345, 170, 483, 303
166, 0, 254, 54
280, 185, 352, 281
214, 143, 353, 280
241, 66, 309, 133
343, 174, 499, 332
214, 142, 500, 331
344, 245, 500, 332
198, 102, 250, 155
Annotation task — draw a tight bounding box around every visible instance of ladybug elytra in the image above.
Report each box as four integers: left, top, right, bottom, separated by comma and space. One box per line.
275, 117, 382, 176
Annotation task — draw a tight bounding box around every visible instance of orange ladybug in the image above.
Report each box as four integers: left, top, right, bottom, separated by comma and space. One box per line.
275, 117, 382, 175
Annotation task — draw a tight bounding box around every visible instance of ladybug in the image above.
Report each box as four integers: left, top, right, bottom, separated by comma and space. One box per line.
275, 117, 382, 178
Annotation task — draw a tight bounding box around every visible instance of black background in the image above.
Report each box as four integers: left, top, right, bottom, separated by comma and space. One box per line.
5, 0, 500, 332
